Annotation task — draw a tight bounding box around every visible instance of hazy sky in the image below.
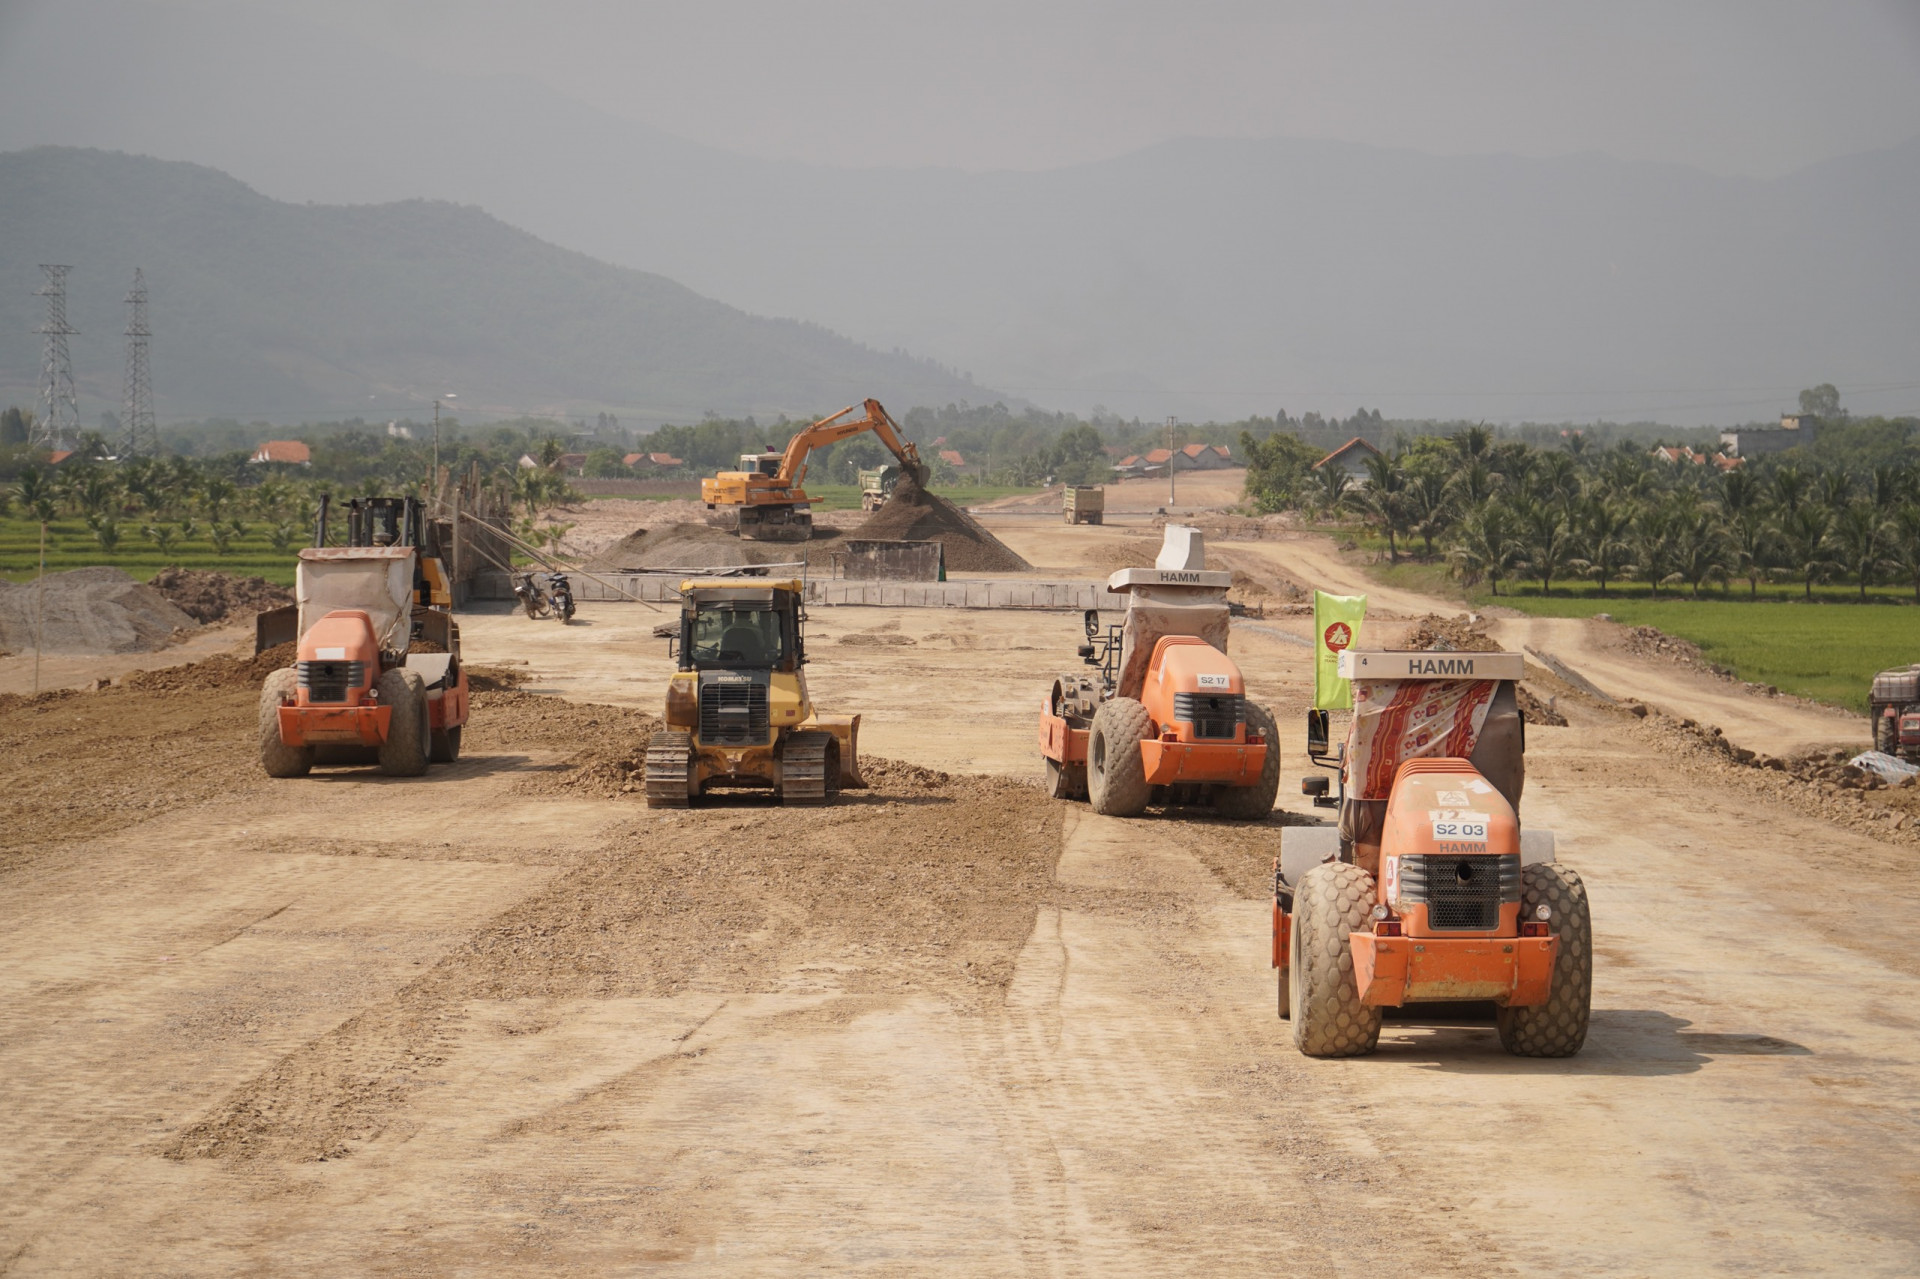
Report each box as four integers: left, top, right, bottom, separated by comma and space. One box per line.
172, 0, 1920, 176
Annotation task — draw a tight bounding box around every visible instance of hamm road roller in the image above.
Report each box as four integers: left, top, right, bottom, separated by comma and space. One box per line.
1274, 648, 1590, 1058
1038, 525, 1279, 819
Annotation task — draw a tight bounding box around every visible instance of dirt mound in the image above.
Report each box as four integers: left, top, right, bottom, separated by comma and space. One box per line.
148, 567, 293, 625
1395, 613, 1501, 652
852, 475, 1031, 573
123, 642, 299, 693
0, 567, 197, 655
587, 522, 841, 572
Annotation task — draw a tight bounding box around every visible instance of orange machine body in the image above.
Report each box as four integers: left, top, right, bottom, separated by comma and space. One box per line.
1347, 758, 1557, 1007
273, 609, 470, 748
702, 398, 923, 514
1037, 636, 1267, 786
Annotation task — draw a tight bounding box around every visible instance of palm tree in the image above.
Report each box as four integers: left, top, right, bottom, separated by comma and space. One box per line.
1449, 503, 1521, 597
1724, 505, 1775, 598
1452, 425, 1493, 464
1577, 498, 1636, 597
1447, 458, 1496, 509
1515, 497, 1578, 596
1534, 453, 1581, 512
1777, 504, 1838, 599
1771, 464, 1809, 517
1634, 501, 1680, 598
1310, 464, 1350, 518
1404, 469, 1454, 560
1886, 504, 1920, 603
1829, 500, 1889, 602
1814, 468, 1854, 512
1347, 453, 1411, 564
1669, 508, 1732, 598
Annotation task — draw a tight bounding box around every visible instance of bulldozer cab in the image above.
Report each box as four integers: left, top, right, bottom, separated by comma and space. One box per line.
677, 582, 803, 673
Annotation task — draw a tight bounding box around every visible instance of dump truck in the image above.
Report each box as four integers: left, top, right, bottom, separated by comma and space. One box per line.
256, 496, 470, 778
1274, 648, 1588, 1058
702, 398, 927, 541
643, 578, 863, 806
859, 463, 900, 512
1038, 524, 1279, 819
1871, 664, 1920, 759
1063, 484, 1104, 525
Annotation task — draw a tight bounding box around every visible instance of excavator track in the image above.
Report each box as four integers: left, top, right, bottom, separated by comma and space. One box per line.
644, 731, 693, 808
779, 731, 838, 806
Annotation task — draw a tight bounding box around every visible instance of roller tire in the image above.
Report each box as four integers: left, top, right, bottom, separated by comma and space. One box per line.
1498, 862, 1593, 1057
430, 723, 463, 764
1875, 714, 1896, 755
377, 668, 431, 777
1087, 697, 1153, 817
257, 668, 312, 778
1213, 702, 1282, 820
1290, 861, 1382, 1057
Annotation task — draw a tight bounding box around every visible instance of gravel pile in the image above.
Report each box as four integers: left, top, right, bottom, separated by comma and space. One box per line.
0, 567, 196, 654
852, 475, 1031, 573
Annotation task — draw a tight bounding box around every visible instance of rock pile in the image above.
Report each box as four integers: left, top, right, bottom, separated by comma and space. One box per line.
148, 567, 293, 625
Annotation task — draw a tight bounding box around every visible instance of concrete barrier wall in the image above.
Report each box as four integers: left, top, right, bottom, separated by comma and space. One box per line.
470, 571, 1126, 612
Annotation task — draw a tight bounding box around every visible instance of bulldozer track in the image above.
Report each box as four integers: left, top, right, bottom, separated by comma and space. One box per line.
644, 731, 693, 808
779, 730, 837, 806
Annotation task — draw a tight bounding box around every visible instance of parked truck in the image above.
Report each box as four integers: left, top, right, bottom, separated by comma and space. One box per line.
1871, 664, 1920, 760
1063, 484, 1105, 525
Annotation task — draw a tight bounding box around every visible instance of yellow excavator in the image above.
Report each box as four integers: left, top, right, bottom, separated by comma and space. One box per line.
701, 398, 928, 542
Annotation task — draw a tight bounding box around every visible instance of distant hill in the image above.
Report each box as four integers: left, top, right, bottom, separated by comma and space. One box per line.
0, 148, 988, 425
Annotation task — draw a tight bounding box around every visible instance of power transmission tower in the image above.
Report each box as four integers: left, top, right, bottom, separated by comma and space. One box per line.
122, 268, 158, 457
34, 265, 80, 451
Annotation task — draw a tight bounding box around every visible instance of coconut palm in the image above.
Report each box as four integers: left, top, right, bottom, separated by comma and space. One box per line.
1634, 501, 1681, 598
1829, 500, 1889, 602
1310, 464, 1351, 518
1448, 503, 1522, 597
1346, 453, 1412, 563
1404, 469, 1455, 560
1576, 498, 1636, 597
1887, 504, 1920, 603
1515, 497, 1578, 596
1669, 507, 1732, 598
1777, 504, 1838, 599
1724, 505, 1775, 598
1771, 463, 1809, 517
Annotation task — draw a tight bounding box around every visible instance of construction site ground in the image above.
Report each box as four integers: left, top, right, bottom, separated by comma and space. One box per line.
3, 523, 1913, 1276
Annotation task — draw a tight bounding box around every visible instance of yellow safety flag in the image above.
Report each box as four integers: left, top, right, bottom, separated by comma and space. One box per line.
1313, 589, 1368, 710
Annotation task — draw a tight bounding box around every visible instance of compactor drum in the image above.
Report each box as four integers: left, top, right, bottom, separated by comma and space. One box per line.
1274, 649, 1589, 1058
1038, 525, 1279, 819
643, 580, 863, 807
256, 496, 470, 778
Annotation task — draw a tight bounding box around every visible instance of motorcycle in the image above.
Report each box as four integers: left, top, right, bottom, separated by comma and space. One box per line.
513, 572, 550, 619
547, 571, 576, 624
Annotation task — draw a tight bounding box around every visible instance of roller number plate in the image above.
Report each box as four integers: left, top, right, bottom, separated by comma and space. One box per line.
1432, 819, 1488, 840
1195, 674, 1230, 689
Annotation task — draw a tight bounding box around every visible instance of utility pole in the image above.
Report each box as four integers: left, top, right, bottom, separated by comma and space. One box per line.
34, 265, 79, 452
122, 268, 158, 458
1165, 416, 1179, 508
431, 393, 455, 514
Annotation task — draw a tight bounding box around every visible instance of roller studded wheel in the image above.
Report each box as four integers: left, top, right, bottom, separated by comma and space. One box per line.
377, 668, 431, 777
1045, 757, 1088, 801
1213, 702, 1282, 820
257, 668, 312, 778
780, 731, 840, 806
1498, 862, 1593, 1058
644, 731, 693, 808
1290, 861, 1382, 1057
1087, 697, 1153, 817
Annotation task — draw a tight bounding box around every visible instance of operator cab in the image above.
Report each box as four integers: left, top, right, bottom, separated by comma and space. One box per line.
738, 450, 783, 478
677, 585, 804, 673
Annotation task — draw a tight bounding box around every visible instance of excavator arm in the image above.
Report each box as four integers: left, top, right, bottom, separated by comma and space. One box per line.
776, 399, 927, 492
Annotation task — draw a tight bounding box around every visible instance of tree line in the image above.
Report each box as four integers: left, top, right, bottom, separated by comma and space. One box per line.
1244, 412, 1920, 602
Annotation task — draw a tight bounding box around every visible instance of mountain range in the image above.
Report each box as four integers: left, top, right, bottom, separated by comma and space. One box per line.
2, 0, 1916, 425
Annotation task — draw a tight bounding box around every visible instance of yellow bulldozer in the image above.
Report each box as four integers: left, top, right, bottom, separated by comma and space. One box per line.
643, 579, 863, 806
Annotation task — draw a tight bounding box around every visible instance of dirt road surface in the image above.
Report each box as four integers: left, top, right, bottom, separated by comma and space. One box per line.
1, 532, 1909, 1274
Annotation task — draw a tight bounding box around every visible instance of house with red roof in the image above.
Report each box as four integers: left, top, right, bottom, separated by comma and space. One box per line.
1311, 437, 1382, 481
248, 440, 311, 466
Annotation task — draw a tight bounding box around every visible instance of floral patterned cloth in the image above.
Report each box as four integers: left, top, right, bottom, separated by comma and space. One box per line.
1346, 678, 1498, 800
